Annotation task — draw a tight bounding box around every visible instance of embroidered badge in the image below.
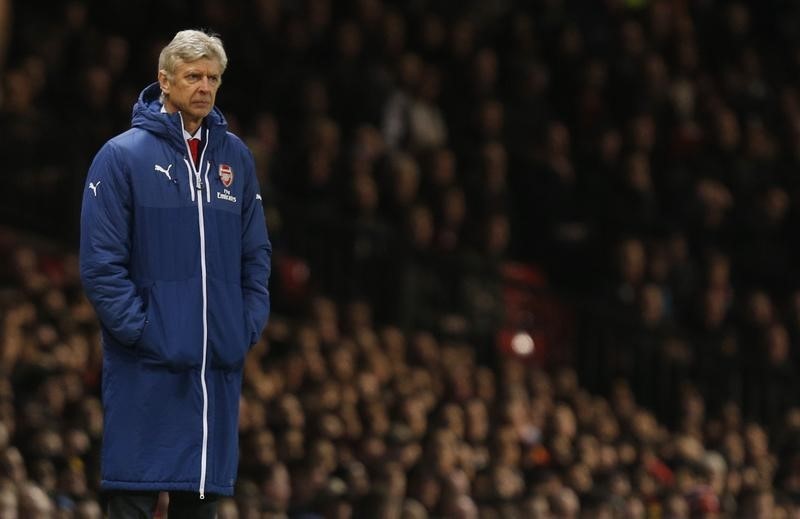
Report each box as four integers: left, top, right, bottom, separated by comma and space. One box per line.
219, 164, 233, 187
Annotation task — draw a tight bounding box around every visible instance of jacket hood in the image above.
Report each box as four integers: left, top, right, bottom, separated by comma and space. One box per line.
131, 82, 228, 151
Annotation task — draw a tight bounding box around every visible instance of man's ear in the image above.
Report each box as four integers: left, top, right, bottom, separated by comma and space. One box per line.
158, 70, 170, 96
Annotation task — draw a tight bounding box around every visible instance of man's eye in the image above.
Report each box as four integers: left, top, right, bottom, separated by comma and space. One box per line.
209, 76, 220, 84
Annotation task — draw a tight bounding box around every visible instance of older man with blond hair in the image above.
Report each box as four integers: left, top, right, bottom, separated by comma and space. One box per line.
80, 29, 271, 518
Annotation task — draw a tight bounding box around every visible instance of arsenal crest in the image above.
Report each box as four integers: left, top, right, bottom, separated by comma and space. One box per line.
219, 164, 234, 187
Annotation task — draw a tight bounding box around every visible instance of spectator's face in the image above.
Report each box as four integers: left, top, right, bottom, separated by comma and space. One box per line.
281, 428, 305, 461
441, 189, 466, 226
18, 483, 53, 518
0, 423, 8, 451
552, 404, 577, 439
473, 48, 498, 87
599, 129, 622, 164
577, 435, 600, 470
596, 411, 621, 443
465, 400, 489, 443
766, 323, 790, 364
382, 463, 407, 498
216, 498, 239, 519
624, 496, 645, 518
485, 214, 510, 254
239, 395, 265, 432
547, 122, 570, 156
317, 412, 344, 440
494, 433, 522, 468
722, 432, 745, 466
380, 327, 405, 362
440, 404, 465, 439
263, 463, 291, 511
340, 405, 363, 439
310, 438, 337, 474
665, 494, 689, 518
744, 424, 769, 460
747, 491, 776, 519
521, 495, 550, 518
478, 100, 504, 137
80, 398, 104, 439
566, 463, 592, 494
337, 21, 362, 59
610, 472, 632, 497
318, 381, 342, 410
4, 69, 36, 112
365, 401, 390, 435
626, 153, 652, 192
618, 441, 637, 468
716, 109, 740, 150
475, 367, 496, 402
159, 58, 222, 123
329, 347, 355, 382
635, 470, 657, 497
393, 158, 420, 204
252, 430, 276, 465
357, 371, 380, 401
30, 459, 56, 492
352, 173, 379, 213
702, 288, 728, 328
560, 431, 586, 465
1, 447, 27, 483
59, 465, 88, 498
345, 461, 370, 497
550, 487, 579, 518
629, 114, 656, 152
448, 494, 479, 519
412, 474, 440, 510
278, 394, 305, 429
361, 435, 387, 464
618, 239, 646, 284
0, 488, 16, 518
431, 430, 459, 475
395, 441, 422, 470
408, 206, 434, 249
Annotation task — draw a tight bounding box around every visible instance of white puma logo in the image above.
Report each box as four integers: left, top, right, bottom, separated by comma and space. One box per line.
154, 164, 173, 180
88, 181, 101, 197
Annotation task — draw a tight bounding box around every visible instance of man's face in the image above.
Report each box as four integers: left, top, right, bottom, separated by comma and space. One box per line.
159, 58, 221, 124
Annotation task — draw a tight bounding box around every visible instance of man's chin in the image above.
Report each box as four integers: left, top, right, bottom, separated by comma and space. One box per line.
191, 107, 213, 118
177, 110, 212, 126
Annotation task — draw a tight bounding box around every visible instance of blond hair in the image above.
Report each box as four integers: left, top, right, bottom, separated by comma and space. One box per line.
158, 29, 228, 79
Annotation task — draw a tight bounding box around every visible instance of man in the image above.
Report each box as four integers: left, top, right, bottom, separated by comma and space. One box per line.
79, 30, 271, 518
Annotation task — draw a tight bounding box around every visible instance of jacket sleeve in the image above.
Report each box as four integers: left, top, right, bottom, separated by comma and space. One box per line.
240, 150, 272, 345
79, 141, 146, 346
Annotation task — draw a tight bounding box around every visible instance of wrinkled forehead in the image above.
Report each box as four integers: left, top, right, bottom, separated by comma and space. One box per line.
173, 57, 223, 75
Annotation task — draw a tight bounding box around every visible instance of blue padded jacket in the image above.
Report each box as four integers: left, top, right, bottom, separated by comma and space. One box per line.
79, 83, 271, 497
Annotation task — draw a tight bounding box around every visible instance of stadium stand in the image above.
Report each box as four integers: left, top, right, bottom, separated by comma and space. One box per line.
4, 0, 800, 516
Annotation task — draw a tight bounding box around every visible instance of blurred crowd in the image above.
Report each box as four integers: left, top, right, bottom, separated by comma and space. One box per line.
3, 239, 800, 518
4, 0, 800, 517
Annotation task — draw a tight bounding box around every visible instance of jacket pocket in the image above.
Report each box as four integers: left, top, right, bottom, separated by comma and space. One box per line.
136, 279, 204, 369
207, 277, 250, 370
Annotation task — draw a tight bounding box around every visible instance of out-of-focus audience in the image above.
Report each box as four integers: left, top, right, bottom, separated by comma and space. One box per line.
5, 0, 800, 517
4, 238, 800, 517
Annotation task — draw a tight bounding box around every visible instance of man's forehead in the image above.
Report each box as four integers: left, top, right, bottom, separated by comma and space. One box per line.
176, 58, 222, 73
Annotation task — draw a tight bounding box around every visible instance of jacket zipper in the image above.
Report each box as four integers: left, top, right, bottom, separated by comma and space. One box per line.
181, 121, 211, 500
